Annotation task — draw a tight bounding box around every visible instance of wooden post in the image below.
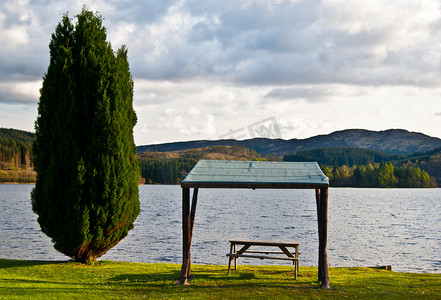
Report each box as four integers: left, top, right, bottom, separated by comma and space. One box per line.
180, 188, 199, 285
187, 188, 198, 279
180, 187, 191, 284
190, 188, 199, 240
316, 188, 331, 289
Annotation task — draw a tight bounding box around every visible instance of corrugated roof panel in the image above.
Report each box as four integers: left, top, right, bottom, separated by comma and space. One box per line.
182, 160, 329, 187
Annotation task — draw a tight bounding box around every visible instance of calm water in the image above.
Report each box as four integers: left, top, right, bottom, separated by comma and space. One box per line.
1, 184, 440, 273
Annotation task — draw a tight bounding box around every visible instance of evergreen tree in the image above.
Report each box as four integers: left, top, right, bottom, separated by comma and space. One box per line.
377, 162, 396, 187
31, 9, 140, 264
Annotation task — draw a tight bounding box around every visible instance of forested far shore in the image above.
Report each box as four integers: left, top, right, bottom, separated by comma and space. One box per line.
2, 127, 441, 187
321, 162, 435, 188
137, 158, 437, 188
284, 146, 440, 187
138, 146, 440, 187
139, 158, 197, 184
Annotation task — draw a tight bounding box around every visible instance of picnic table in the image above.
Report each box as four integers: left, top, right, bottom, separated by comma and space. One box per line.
226, 239, 300, 279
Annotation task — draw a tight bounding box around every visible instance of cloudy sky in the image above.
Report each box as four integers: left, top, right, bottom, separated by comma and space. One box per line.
1, 0, 441, 145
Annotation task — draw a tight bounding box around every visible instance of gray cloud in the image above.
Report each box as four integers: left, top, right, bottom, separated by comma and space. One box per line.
2, 0, 441, 142
264, 86, 332, 102
117, 0, 441, 88
104, 0, 177, 23
0, 57, 46, 81
3, 0, 440, 88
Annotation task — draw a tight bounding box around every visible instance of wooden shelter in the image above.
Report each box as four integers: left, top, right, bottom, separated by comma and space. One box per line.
179, 160, 331, 289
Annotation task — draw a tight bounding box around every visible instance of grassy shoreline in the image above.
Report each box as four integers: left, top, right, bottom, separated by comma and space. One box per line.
1, 259, 440, 299
0, 169, 36, 184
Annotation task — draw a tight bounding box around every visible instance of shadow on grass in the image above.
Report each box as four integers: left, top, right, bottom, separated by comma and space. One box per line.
1, 279, 124, 298
109, 267, 321, 291
109, 269, 181, 284
0, 258, 69, 269
109, 267, 257, 284
0, 277, 67, 285
191, 267, 322, 290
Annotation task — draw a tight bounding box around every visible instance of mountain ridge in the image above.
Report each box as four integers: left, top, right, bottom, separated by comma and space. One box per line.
137, 128, 441, 156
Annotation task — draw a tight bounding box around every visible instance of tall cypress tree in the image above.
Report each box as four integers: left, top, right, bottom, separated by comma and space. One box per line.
32, 9, 140, 264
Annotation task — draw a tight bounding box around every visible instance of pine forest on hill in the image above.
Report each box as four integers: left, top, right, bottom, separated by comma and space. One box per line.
0, 128, 36, 183
1, 127, 441, 187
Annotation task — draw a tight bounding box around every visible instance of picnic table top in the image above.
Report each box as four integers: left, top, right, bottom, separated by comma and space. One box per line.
229, 239, 301, 246
181, 160, 329, 189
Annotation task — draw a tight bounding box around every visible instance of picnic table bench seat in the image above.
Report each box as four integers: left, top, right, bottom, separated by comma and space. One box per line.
227, 239, 301, 279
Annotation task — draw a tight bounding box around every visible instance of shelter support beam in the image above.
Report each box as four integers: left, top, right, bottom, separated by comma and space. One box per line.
316, 188, 331, 289
180, 188, 198, 284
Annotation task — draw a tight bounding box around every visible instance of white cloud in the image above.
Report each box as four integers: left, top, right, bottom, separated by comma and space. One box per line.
108, 22, 136, 49
0, 102, 37, 132
0, 80, 40, 104
0, 25, 29, 50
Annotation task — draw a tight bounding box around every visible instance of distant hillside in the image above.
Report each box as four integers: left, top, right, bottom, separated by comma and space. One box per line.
0, 128, 36, 183
138, 129, 441, 156
138, 145, 278, 161
284, 147, 401, 166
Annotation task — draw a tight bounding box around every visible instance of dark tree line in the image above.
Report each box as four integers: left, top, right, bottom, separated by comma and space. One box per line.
321, 162, 435, 188
284, 147, 401, 166
139, 158, 197, 184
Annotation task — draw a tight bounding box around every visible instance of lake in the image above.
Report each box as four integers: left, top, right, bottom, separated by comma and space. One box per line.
0, 184, 440, 273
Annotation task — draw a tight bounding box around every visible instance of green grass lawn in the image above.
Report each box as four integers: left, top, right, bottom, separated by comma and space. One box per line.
0, 259, 440, 299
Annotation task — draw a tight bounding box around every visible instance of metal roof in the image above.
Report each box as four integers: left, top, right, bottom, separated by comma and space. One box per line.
181, 160, 329, 189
